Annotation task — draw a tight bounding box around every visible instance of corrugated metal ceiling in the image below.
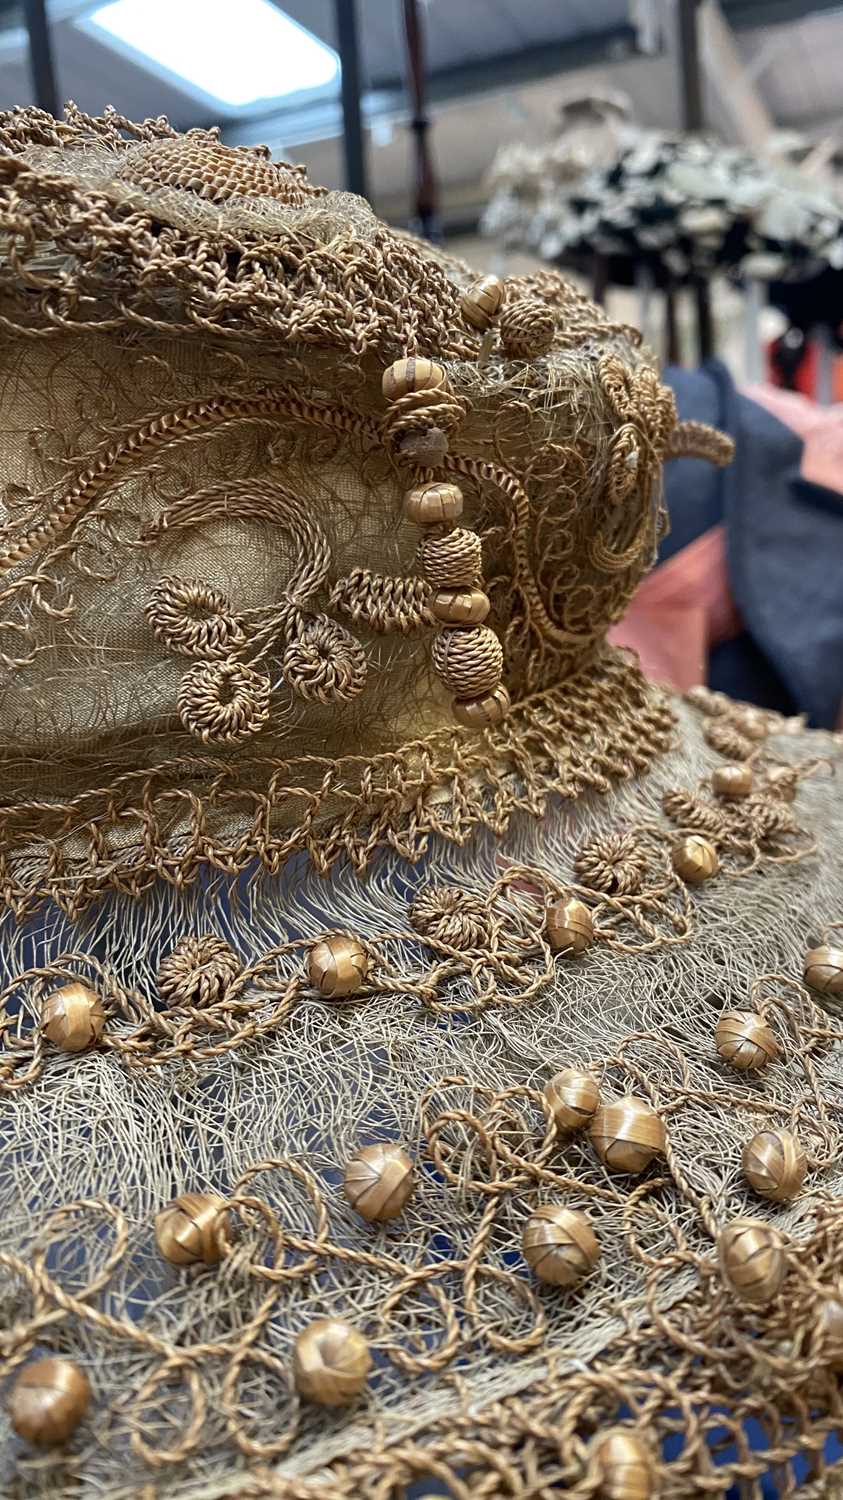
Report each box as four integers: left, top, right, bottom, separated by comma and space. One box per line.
0, 1, 841, 217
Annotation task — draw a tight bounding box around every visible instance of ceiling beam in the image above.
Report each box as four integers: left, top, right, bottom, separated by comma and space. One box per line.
723, 0, 843, 27
368, 23, 641, 101
224, 0, 842, 152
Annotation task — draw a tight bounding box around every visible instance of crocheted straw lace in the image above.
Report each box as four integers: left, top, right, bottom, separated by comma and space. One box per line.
1, 109, 842, 1500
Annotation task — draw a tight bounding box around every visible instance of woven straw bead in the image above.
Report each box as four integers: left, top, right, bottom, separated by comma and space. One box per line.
742, 1129, 806, 1203
732, 706, 768, 741
10, 1358, 90, 1447
431, 625, 503, 697
499, 297, 556, 358
804, 945, 843, 997
460, 274, 505, 331
672, 834, 719, 884
293, 1318, 371, 1405
382, 357, 447, 402
719, 1217, 785, 1305
308, 934, 369, 999
590, 1097, 665, 1175
430, 587, 490, 626
452, 685, 510, 729
815, 1297, 843, 1371
712, 764, 753, 799
403, 481, 463, 527
155, 1192, 226, 1267
546, 897, 593, 956
344, 1143, 415, 1222
420, 528, 483, 589
42, 981, 105, 1053
522, 1205, 599, 1287
715, 1010, 779, 1072
544, 1068, 600, 1132
593, 1429, 654, 1500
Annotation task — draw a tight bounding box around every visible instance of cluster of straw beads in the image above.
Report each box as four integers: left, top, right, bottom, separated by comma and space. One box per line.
282, 617, 367, 703
146, 575, 246, 658
178, 658, 270, 743
742, 1128, 806, 1202
157, 934, 242, 1008
42, 981, 105, 1053
293, 1319, 371, 1406
590, 1097, 665, 1175
715, 1010, 779, 1072
10, 1357, 90, 1446
522, 1205, 600, 1287
718, 1218, 786, 1305
343, 1143, 415, 1222
411, 490, 508, 724
155, 1192, 227, 1267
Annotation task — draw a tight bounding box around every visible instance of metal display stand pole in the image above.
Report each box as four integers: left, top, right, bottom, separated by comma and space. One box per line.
402, 0, 441, 240
334, 0, 369, 199
677, 0, 714, 362
23, 0, 58, 117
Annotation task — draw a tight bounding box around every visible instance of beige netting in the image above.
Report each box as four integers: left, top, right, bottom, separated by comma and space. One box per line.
0, 109, 840, 1500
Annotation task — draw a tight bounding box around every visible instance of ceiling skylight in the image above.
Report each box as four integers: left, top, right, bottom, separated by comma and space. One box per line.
85, 0, 339, 111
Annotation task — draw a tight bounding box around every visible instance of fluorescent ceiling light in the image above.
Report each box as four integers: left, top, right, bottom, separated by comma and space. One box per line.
86, 0, 339, 110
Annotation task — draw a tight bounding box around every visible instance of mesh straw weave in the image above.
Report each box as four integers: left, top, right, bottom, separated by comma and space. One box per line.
0, 108, 842, 1500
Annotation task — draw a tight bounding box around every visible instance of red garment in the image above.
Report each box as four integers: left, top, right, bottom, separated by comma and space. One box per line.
611, 384, 843, 693
609, 525, 740, 690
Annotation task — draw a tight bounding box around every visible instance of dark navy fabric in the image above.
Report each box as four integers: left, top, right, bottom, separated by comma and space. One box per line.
662, 361, 843, 728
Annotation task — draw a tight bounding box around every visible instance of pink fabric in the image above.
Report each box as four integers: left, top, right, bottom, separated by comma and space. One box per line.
743, 383, 843, 494
608, 525, 741, 691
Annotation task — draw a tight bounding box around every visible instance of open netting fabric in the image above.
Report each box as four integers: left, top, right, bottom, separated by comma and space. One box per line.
1, 108, 843, 1500
3, 694, 843, 1500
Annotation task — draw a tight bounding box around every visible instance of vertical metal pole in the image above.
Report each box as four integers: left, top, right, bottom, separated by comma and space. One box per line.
23, 0, 58, 117
334, 0, 368, 199
743, 279, 763, 384
402, 0, 440, 241
677, 0, 713, 362
677, 0, 704, 134
664, 283, 681, 366
591, 253, 609, 308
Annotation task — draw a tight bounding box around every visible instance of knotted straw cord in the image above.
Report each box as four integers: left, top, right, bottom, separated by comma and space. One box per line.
665, 420, 736, 466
